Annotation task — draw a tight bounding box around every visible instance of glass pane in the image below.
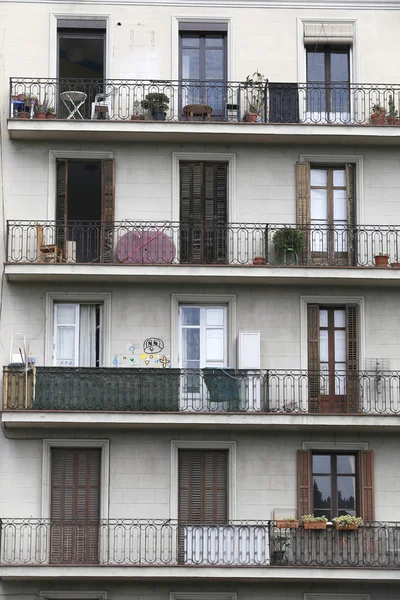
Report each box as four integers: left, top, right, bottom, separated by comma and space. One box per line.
330, 52, 349, 83
205, 49, 224, 79
320, 309, 328, 327
333, 169, 346, 187
337, 455, 356, 474
313, 455, 331, 473
206, 308, 224, 326
182, 48, 200, 79
334, 189, 347, 222
334, 310, 345, 328
56, 305, 76, 325
313, 475, 332, 508
206, 36, 224, 47
307, 51, 325, 82
337, 476, 356, 510
335, 366, 346, 395
181, 36, 200, 47
315, 508, 331, 519
182, 307, 200, 326
182, 328, 200, 361
57, 326, 75, 361
311, 169, 328, 187
334, 330, 346, 362
320, 330, 329, 362
311, 189, 328, 221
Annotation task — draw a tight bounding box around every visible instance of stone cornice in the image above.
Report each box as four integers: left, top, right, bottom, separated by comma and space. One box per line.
1, 0, 400, 8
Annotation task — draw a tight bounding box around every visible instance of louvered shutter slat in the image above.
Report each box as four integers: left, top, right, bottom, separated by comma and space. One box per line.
56, 159, 68, 252
346, 164, 356, 265
101, 159, 115, 263
346, 304, 359, 412
358, 450, 375, 522
297, 450, 312, 517
307, 304, 320, 412
296, 162, 310, 263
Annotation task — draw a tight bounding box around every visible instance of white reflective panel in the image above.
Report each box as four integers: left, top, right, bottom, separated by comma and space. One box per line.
56, 327, 75, 364
320, 330, 329, 362
56, 304, 77, 325
334, 310, 346, 328
333, 189, 347, 221
182, 328, 200, 362
311, 168, 328, 187
334, 329, 346, 362
206, 328, 224, 362
320, 309, 328, 327
182, 307, 200, 326
333, 169, 346, 187
206, 308, 224, 326
311, 189, 328, 220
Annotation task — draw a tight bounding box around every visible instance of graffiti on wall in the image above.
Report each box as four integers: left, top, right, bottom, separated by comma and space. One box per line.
113, 337, 170, 368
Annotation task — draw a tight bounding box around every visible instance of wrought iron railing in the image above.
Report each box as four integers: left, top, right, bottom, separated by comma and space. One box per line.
9, 78, 400, 125
4, 367, 400, 415
7, 220, 400, 267
0, 519, 399, 567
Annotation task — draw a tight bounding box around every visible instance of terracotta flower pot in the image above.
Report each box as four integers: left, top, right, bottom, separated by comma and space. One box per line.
335, 523, 358, 530
253, 256, 264, 265
276, 520, 299, 529
391, 262, 400, 268
245, 112, 258, 122
35, 113, 46, 120
370, 113, 385, 125
303, 521, 327, 530
18, 112, 29, 119
17, 93, 26, 101
131, 114, 145, 121
374, 255, 389, 267
46, 113, 56, 120
387, 117, 400, 125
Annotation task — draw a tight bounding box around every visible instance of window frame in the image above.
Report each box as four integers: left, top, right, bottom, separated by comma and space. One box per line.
179, 305, 228, 370
312, 451, 358, 519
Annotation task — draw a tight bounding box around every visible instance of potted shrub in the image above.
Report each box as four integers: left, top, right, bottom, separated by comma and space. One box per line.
141, 93, 170, 120
273, 227, 305, 264
46, 106, 56, 120
370, 103, 386, 125
131, 100, 145, 121
253, 256, 265, 265
271, 534, 291, 564
374, 253, 389, 267
332, 515, 363, 531
243, 71, 266, 122
387, 94, 400, 125
300, 515, 328, 530
275, 518, 299, 529
34, 103, 47, 119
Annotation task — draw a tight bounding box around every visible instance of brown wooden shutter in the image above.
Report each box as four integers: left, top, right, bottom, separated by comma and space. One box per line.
346, 164, 356, 266
180, 162, 203, 263
100, 159, 115, 263
307, 304, 320, 412
56, 159, 68, 252
50, 448, 101, 564
358, 450, 375, 522
297, 450, 312, 517
205, 162, 228, 263
296, 161, 310, 263
346, 304, 359, 412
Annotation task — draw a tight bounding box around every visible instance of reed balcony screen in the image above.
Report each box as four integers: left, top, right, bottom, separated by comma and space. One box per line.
0, 519, 399, 568
9, 78, 400, 125
7, 221, 400, 267
4, 366, 400, 415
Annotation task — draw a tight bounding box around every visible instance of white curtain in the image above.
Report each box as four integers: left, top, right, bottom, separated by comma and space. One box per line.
79, 305, 97, 367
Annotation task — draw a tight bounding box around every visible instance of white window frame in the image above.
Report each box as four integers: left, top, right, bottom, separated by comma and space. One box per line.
300, 295, 365, 371
45, 292, 111, 367
302, 441, 368, 451
170, 440, 236, 521
179, 305, 228, 369
171, 293, 236, 368
40, 593, 107, 600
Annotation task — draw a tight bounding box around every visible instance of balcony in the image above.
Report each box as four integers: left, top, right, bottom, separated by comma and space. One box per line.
0, 519, 399, 581
6, 221, 400, 284
8, 78, 400, 144
3, 366, 400, 430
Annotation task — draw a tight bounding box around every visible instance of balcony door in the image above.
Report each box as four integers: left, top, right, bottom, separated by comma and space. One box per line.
179, 161, 228, 264
179, 26, 227, 118
53, 303, 103, 367
50, 448, 100, 564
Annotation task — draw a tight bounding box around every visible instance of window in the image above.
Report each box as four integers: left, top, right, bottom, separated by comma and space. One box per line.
179, 305, 227, 370
297, 449, 374, 521
179, 162, 228, 264
306, 46, 350, 119
54, 303, 103, 367
312, 453, 357, 520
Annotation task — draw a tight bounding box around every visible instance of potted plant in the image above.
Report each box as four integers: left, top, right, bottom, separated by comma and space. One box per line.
275, 517, 299, 529
131, 100, 145, 121
332, 515, 363, 530
391, 261, 400, 268
374, 253, 389, 267
300, 515, 328, 530
243, 71, 267, 122
34, 103, 47, 119
370, 103, 386, 125
273, 227, 305, 264
271, 534, 291, 564
253, 256, 265, 265
387, 94, 399, 125
141, 93, 170, 120
18, 110, 29, 119
46, 106, 56, 120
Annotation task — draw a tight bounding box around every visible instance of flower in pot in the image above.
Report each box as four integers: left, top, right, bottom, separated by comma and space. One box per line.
332, 515, 363, 530
374, 253, 389, 267
275, 517, 299, 529
141, 93, 170, 120
271, 534, 291, 564
131, 100, 145, 121
387, 94, 400, 125
300, 514, 328, 530
273, 227, 305, 265
370, 103, 386, 125
46, 106, 56, 120
243, 71, 266, 122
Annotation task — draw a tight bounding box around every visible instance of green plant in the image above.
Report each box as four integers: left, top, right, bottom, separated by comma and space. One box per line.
132, 100, 143, 116
141, 93, 170, 114
47, 106, 55, 114
300, 514, 328, 523
332, 515, 363, 527
278, 517, 298, 522
272, 534, 291, 551
273, 227, 306, 261
388, 95, 398, 119
244, 70, 267, 116
371, 103, 386, 115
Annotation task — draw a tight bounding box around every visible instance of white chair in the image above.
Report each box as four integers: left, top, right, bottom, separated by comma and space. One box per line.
91, 88, 115, 120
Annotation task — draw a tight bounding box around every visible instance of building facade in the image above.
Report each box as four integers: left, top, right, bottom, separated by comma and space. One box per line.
1, 1, 400, 600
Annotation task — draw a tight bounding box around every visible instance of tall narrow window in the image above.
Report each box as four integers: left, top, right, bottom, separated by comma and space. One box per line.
306, 46, 350, 121
54, 303, 103, 367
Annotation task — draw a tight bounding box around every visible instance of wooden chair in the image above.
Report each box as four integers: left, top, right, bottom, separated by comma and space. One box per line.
36, 224, 63, 263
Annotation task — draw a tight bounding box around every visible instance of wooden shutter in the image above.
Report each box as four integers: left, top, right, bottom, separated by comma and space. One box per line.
296, 162, 310, 263
180, 162, 203, 263
346, 164, 356, 266
346, 304, 359, 412
50, 448, 101, 564
100, 159, 115, 263
307, 304, 320, 412
358, 450, 375, 522
297, 450, 312, 517
268, 83, 300, 123
56, 159, 68, 252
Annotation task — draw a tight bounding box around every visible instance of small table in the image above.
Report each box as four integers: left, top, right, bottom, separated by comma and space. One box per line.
60, 91, 87, 119
183, 104, 213, 121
